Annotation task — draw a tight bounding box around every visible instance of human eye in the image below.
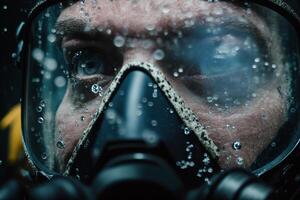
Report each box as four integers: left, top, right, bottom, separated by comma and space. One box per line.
164, 25, 270, 108
64, 49, 117, 78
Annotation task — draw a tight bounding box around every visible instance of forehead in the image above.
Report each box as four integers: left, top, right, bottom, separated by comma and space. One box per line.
58, 0, 262, 33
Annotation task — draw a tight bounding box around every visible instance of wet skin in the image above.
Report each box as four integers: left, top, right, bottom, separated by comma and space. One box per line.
55, 0, 287, 171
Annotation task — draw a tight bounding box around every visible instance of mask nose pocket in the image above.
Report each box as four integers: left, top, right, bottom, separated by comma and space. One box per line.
68, 68, 220, 188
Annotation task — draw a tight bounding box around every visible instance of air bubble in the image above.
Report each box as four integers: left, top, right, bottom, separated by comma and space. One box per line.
207, 168, 213, 173
186, 144, 194, 152
113, 36, 125, 47
207, 96, 213, 103
202, 153, 210, 165
254, 58, 260, 63
145, 24, 155, 31
232, 141, 242, 150
271, 64, 277, 69
40, 100, 46, 107
212, 7, 223, 15
37, 117, 44, 124
47, 34, 56, 43
147, 101, 154, 107
80, 116, 85, 121
54, 76, 66, 88
184, 127, 190, 135
44, 57, 57, 71
32, 48, 44, 62
153, 49, 165, 61
173, 72, 179, 78
36, 106, 43, 112
236, 157, 244, 165
152, 89, 158, 98
178, 68, 183, 73
0, 160, 2, 166
271, 142, 277, 148
161, 5, 170, 14
3, 5, 7, 10
151, 120, 158, 127
56, 140, 65, 149
91, 84, 103, 95
41, 153, 48, 160
176, 160, 195, 169
290, 107, 296, 113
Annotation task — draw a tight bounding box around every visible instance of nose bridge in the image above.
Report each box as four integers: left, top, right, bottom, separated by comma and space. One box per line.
122, 39, 157, 65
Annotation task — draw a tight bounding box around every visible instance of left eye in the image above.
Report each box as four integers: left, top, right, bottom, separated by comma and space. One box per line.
76, 54, 105, 76
68, 50, 115, 77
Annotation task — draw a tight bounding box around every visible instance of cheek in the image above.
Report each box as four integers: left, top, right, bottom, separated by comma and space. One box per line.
55, 97, 100, 169
183, 89, 286, 169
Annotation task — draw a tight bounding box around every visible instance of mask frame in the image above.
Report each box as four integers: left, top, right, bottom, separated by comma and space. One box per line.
16, 0, 300, 179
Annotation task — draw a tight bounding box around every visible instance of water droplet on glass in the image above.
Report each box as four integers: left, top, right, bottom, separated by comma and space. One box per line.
56, 140, 65, 149
147, 101, 154, 107
32, 48, 44, 62
152, 89, 158, 98
41, 153, 48, 160
38, 117, 44, 124
232, 141, 242, 150
173, 72, 179, 78
184, 127, 190, 135
153, 49, 165, 61
236, 157, 244, 165
47, 34, 56, 43
203, 153, 210, 165
151, 120, 158, 127
145, 24, 155, 31
113, 36, 125, 47
207, 96, 213, 103
290, 107, 296, 113
40, 100, 46, 107
212, 7, 223, 15
44, 57, 57, 71
161, 5, 170, 14
54, 76, 66, 88
186, 144, 194, 152
91, 84, 103, 95
36, 106, 43, 112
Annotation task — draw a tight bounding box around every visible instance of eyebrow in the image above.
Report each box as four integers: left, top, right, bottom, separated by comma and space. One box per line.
55, 17, 270, 50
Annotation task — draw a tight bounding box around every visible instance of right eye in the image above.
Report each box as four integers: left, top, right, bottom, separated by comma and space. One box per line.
67, 50, 116, 77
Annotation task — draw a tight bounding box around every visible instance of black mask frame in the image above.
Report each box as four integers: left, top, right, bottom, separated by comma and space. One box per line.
16, 0, 300, 182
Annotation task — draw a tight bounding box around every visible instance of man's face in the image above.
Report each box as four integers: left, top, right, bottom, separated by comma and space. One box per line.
54, 0, 287, 171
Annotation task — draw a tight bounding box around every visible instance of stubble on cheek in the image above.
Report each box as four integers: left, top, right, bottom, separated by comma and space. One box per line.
55, 96, 100, 171
185, 88, 286, 169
